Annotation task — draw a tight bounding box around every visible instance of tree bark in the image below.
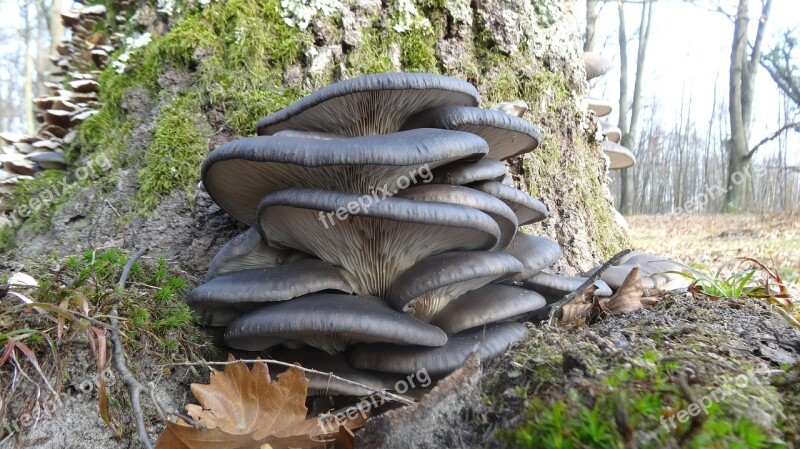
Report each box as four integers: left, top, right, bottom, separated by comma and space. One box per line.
723, 0, 772, 211
584, 0, 599, 52
617, 0, 652, 215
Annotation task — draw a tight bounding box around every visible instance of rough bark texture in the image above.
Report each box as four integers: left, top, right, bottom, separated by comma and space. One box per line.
10, 0, 627, 278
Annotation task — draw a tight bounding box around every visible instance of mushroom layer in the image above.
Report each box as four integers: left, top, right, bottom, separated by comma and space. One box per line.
224, 293, 448, 354
205, 227, 306, 281
257, 72, 480, 136
501, 233, 563, 281
187, 259, 354, 326
400, 105, 541, 160
388, 251, 522, 322
468, 180, 548, 225
431, 284, 546, 335
395, 184, 519, 250
257, 187, 501, 297
202, 129, 488, 225
349, 321, 527, 376
602, 140, 636, 170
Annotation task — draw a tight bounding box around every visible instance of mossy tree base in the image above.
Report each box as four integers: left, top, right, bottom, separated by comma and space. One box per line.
6, 0, 626, 275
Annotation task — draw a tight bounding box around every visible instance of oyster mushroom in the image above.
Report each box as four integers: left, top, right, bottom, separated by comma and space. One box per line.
431, 157, 508, 185
205, 227, 306, 281
395, 184, 519, 250
586, 97, 613, 117
387, 251, 523, 322
501, 232, 563, 281
602, 140, 636, 169
430, 284, 546, 335
468, 180, 548, 225
522, 271, 613, 299
349, 321, 527, 376
202, 129, 487, 225
583, 52, 613, 80
400, 105, 541, 160
257, 72, 480, 136
224, 293, 448, 354
187, 259, 354, 326
257, 188, 501, 297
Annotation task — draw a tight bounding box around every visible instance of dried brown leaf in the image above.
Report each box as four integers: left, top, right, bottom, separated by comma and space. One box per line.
559, 284, 598, 325
600, 267, 644, 315
155, 356, 351, 449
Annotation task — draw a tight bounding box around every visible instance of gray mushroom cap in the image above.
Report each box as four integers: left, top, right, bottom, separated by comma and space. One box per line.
431, 157, 507, 185
583, 52, 614, 80
274, 348, 402, 396
401, 105, 541, 160
602, 140, 636, 169
272, 130, 344, 140
387, 251, 522, 321
224, 293, 448, 354
349, 321, 527, 376
522, 271, 613, 299
395, 184, 519, 250
27, 152, 66, 170
590, 254, 690, 290
468, 180, 548, 225
257, 187, 501, 297
202, 129, 488, 225
599, 120, 622, 143
257, 73, 480, 136
501, 233, 563, 281
586, 98, 613, 117
430, 284, 546, 335
490, 100, 528, 117
205, 227, 307, 281
187, 259, 354, 326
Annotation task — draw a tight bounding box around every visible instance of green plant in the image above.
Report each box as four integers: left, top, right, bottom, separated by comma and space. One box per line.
671, 257, 798, 328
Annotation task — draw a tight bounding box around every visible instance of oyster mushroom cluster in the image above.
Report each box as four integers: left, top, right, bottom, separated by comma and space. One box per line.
188, 73, 616, 391
582, 51, 635, 170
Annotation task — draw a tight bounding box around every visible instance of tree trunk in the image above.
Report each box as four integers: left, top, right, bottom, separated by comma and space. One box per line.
584, 0, 598, 52
724, 0, 772, 211
617, 0, 653, 215
15, 0, 628, 276
21, 1, 35, 135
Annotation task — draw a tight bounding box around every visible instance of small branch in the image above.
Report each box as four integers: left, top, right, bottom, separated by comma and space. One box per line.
746, 120, 800, 159
547, 249, 631, 326
162, 359, 416, 406
108, 248, 202, 449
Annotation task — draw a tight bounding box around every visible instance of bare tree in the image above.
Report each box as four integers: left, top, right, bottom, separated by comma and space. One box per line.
723, 0, 772, 211
616, 0, 653, 215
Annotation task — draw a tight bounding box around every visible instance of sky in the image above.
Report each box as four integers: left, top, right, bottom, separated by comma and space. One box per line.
0, 0, 797, 163
580, 0, 799, 164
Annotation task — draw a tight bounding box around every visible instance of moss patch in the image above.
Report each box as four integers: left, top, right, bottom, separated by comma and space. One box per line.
480, 294, 797, 448
135, 91, 212, 211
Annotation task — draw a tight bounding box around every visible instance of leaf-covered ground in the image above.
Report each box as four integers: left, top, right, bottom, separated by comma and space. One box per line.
628, 213, 800, 291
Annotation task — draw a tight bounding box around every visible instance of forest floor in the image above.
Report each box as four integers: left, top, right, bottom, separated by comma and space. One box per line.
2, 213, 799, 449
627, 212, 800, 291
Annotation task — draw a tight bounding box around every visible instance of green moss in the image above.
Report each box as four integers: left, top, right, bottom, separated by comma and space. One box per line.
505, 353, 785, 449
135, 90, 211, 211
77, 0, 311, 214
10, 171, 73, 234
346, 27, 397, 75
398, 26, 439, 73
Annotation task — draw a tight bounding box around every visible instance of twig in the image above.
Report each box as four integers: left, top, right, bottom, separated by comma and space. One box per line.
162, 359, 416, 406
547, 249, 631, 326
108, 249, 204, 449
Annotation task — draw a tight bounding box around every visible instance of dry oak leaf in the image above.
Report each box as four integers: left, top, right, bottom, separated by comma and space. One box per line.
559, 284, 599, 325
600, 266, 650, 315
155, 357, 334, 449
